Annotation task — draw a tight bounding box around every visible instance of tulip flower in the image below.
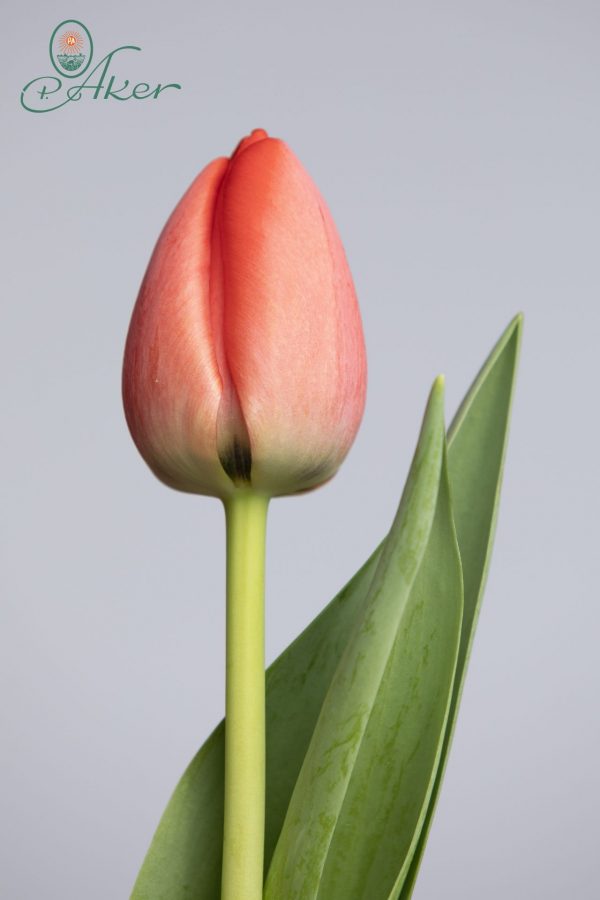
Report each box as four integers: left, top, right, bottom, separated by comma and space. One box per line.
122, 127, 366, 500
122, 129, 367, 900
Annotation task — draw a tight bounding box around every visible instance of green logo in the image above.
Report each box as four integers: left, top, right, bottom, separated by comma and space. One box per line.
21, 21, 181, 113
50, 20, 93, 76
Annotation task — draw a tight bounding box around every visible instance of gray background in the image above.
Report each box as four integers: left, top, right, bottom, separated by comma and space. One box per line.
2, 1, 598, 897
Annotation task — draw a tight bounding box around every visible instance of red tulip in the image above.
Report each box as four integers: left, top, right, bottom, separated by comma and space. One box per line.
122, 128, 367, 499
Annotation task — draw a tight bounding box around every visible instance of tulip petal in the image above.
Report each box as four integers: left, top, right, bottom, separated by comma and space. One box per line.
123, 158, 232, 496
216, 136, 366, 494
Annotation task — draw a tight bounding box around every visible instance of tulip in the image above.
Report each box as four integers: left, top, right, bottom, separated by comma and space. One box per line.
122, 128, 367, 500
122, 129, 367, 900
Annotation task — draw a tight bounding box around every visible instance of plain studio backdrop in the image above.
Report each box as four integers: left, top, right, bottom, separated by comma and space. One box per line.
2, 1, 598, 897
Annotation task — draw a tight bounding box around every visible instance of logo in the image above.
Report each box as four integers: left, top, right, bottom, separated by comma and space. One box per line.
50, 20, 93, 75
21, 20, 181, 113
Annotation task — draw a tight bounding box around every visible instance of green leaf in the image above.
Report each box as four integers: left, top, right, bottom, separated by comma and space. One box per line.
397, 313, 523, 899
264, 376, 463, 900
130, 548, 383, 899
130, 317, 522, 900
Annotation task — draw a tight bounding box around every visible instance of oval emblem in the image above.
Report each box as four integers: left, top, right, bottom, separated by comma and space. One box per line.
49, 20, 93, 78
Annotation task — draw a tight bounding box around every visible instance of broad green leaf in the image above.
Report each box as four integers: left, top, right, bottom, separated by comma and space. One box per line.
131, 316, 521, 900
264, 378, 463, 900
396, 313, 523, 899
131, 550, 383, 899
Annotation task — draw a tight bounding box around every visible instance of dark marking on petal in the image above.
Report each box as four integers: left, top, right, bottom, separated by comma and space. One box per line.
219, 436, 252, 484
296, 461, 332, 486
216, 381, 252, 485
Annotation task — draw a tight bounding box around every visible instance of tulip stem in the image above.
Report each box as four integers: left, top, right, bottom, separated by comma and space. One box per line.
221, 490, 269, 900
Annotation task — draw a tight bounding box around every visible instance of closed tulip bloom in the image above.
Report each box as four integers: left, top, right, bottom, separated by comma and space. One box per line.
122, 128, 367, 499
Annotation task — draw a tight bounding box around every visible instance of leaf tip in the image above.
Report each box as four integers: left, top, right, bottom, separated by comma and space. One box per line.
420, 375, 446, 448
429, 374, 446, 411
511, 311, 524, 332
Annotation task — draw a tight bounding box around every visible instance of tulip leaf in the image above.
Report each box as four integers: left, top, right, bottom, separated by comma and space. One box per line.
130, 549, 383, 900
130, 316, 521, 900
396, 313, 523, 899
263, 376, 463, 900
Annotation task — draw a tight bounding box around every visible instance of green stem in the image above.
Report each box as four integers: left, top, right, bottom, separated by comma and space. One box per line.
221, 490, 269, 900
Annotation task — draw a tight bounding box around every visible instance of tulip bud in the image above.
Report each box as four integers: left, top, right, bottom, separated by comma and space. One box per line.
122, 128, 367, 499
